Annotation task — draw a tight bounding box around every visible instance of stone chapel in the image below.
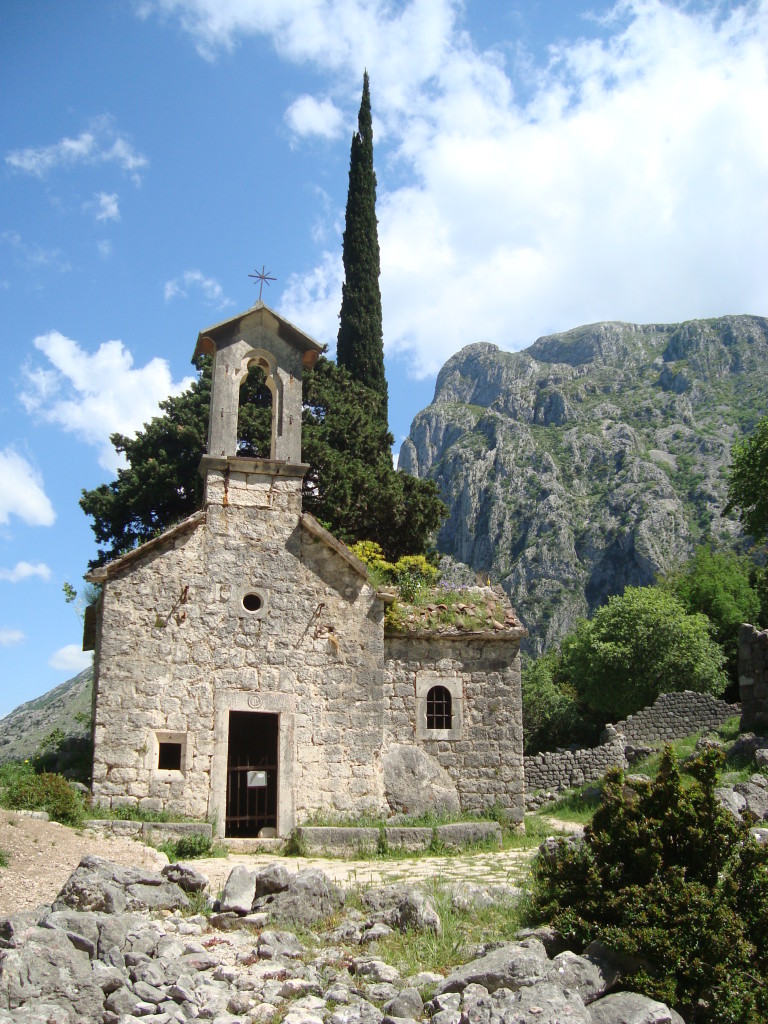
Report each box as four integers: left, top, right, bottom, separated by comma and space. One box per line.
86, 303, 526, 837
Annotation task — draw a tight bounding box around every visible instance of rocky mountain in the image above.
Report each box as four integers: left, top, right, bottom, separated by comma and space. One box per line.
400, 316, 768, 653
0, 667, 92, 766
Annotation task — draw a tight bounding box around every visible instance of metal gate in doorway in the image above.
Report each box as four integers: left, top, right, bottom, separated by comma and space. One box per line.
225, 710, 278, 837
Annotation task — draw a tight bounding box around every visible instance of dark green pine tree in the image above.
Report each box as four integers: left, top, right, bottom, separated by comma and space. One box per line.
337, 71, 388, 427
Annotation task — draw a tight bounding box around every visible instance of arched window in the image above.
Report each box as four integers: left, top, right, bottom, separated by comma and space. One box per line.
426, 685, 452, 730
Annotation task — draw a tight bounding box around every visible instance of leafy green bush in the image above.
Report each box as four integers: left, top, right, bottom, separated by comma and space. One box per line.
521, 650, 603, 754
0, 760, 35, 790
350, 541, 439, 601
561, 586, 728, 719
1, 766, 86, 826
725, 414, 768, 542
530, 748, 768, 1023
157, 832, 214, 860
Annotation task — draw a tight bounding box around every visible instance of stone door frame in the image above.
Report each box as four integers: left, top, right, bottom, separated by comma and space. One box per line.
210, 689, 295, 837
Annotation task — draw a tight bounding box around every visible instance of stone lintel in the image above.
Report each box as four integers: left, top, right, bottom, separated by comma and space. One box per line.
199, 454, 309, 480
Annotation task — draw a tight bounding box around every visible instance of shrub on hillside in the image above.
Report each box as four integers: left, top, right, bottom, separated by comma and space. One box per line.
521, 650, 604, 754
561, 585, 728, 720
663, 545, 763, 686
1, 763, 86, 826
530, 748, 768, 1023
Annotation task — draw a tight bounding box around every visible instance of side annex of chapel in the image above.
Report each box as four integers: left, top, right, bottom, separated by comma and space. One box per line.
86, 303, 526, 837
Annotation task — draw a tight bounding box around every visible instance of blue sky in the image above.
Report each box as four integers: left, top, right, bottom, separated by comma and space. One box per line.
1, 0, 767, 719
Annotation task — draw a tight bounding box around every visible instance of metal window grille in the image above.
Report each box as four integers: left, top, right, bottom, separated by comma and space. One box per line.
426, 685, 452, 730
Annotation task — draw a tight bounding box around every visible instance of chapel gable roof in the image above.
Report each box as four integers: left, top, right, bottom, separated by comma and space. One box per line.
85, 510, 206, 583
300, 513, 370, 582
193, 301, 323, 368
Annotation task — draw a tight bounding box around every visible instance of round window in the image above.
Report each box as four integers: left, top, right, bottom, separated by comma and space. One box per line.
242, 593, 263, 613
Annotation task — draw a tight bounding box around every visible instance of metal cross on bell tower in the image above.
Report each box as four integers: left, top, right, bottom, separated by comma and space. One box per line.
248, 265, 276, 301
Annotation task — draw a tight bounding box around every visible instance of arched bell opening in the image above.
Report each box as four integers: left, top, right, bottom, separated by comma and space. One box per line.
236, 362, 272, 459
235, 349, 284, 462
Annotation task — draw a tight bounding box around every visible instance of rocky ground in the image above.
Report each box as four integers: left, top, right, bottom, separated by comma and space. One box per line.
0, 848, 686, 1024
0, 810, 552, 917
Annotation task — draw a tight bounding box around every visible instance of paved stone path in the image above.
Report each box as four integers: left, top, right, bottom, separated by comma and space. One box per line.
189, 819, 583, 896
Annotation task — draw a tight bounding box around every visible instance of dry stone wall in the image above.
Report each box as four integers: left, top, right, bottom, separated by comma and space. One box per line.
524, 741, 628, 804
611, 690, 737, 746
524, 690, 738, 808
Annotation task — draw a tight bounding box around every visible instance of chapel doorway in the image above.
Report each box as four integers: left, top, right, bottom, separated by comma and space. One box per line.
225, 710, 279, 837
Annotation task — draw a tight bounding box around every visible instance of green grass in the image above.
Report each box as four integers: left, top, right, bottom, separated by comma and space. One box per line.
367, 879, 528, 977
0, 848, 9, 868
298, 805, 512, 829
628, 733, 703, 778
534, 716, 763, 829
86, 803, 196, 823
541, 789, 602, 825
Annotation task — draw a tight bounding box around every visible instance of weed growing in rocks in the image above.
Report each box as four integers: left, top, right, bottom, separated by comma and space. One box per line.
157, 833, 227, 860
370, 879, 526, 977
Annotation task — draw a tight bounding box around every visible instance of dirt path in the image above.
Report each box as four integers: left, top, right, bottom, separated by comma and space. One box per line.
0, 811, 577, 914
0, 810, 168, 915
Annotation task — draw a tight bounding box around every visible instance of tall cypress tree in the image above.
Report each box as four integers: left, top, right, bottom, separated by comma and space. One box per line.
337, 71, 388, 427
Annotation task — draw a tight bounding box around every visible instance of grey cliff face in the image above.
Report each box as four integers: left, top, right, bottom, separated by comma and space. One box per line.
399, 315, 768, 653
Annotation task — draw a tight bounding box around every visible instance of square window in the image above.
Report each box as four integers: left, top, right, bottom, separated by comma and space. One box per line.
158, 742, 182, 771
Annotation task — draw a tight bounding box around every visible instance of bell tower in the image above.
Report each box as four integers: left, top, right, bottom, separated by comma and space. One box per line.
193, 302, 323, 504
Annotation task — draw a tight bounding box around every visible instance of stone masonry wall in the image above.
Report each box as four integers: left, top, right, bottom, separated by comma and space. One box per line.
612, 689, 737, 746
524, 689, 739, 807
383, 635, 525, 823
92, 469, 387, 833
739, 623, 768, 732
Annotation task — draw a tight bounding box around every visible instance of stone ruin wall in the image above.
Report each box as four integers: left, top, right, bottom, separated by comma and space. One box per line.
383, 635, 525, 823
739, 623, 768, 732
524, 689, 739, 808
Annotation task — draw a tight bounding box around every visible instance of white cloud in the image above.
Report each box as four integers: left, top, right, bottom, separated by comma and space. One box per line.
6, 115, 148, 184
92, 192, 120, 222
0, 561, 52, 583
19, 331, 196, 472
0, 449, 56, 527
285, 95, 345, 140
1, 231, 71, 273
97, 240, 113, 259
48, 645, 93, 672
145, 0, 768, 376
164, 269, 233, 309
0, 629, 25, 647
281, 251, 344, 348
